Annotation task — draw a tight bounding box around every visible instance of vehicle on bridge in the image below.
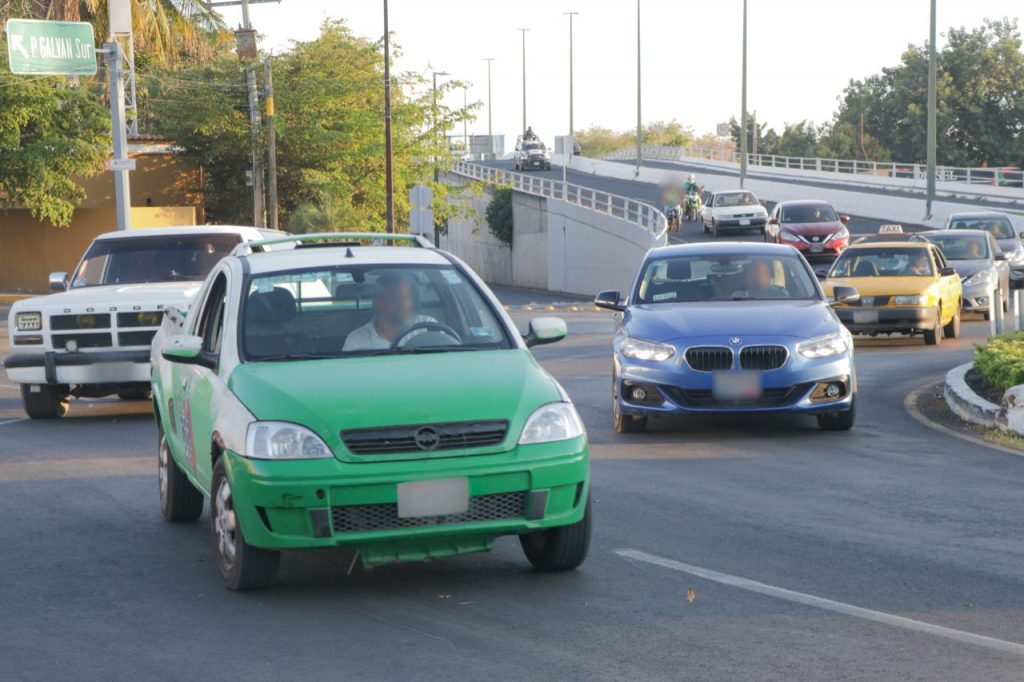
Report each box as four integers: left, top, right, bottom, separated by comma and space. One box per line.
595, 242, 858, 433
922, 229, 1009, 320
151, 233, 590, 590
3, 226, 277, 419
767, 200, 850, 259
822, 238, 962, 344
513, 129, 551, 171
943, 211, 1024, 288
701, 189, 769, 238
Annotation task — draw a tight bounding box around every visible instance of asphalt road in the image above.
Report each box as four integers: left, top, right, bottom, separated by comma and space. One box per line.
4, 296, 1024, 680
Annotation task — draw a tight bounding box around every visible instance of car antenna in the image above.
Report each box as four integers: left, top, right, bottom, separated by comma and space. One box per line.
345, 247, 355, 258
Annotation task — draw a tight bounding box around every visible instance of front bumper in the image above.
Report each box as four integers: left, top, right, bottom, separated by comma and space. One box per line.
962, 282, 994, 312
716, 216, 768, 229
834, 306, 937, 334
785, 239, 848, 257
4, 349, 151, 385
521, 157, 549, 168
222, 438, 589, 562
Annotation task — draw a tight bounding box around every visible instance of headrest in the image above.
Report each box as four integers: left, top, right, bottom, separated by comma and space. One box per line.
666, 260, 692, 280
247, 287, 296, 325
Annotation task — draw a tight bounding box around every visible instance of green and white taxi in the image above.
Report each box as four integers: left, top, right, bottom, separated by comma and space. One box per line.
151, 233, 590, 590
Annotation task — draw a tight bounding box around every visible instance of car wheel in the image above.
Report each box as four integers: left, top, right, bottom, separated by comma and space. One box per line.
20, 384, 69, 419
159, 430, 203, 523
817, 396, 856, 431
923, 307, 943, 345
519, 494, 592, 571
211, 459, 280, 591
983, 310, 991, 321
943, 303, 961, 339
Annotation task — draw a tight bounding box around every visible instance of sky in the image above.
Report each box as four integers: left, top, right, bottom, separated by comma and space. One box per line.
218, 0, 1024, 152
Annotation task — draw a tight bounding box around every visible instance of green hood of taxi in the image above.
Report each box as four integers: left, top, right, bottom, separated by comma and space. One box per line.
227, 349, 561, 450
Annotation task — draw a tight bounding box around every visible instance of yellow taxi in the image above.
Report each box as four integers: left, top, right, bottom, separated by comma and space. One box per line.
821, 232, 963, 345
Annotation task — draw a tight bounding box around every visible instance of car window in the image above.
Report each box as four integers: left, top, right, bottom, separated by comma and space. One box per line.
781, 204, 838, 223
634, 253, 819, 303
196, 274, 228, 355
949, 217, 1015, 240
715, 192, 758, 208
925, 233, 990, 260
71, 234, 240, 288
241, 264, 511, 360
830, 247, 935, 277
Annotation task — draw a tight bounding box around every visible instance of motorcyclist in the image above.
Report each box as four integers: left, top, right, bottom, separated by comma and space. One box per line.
684, 174, 702, 220
684, 174, 700, 195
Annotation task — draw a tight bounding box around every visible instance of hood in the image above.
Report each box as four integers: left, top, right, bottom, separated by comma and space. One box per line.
780, 221, 845, 237
949, 259, 991, 280
625, 300, 837, 343
227, 349, 562, 456
997, 238, 1021, 255
11, 282, 202, 312
827, 276, 935, 296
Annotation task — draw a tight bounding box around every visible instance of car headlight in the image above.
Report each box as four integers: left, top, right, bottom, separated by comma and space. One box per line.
519, 402, 585, 444
245, 422, 332, 459
894, 294, 931, 306
15, 311, 42, 331
964, 270, 994, 287
779, 229, 800, 241
828, 227, 850, 241
797, 331, 849, 359
620, 336, 675, 362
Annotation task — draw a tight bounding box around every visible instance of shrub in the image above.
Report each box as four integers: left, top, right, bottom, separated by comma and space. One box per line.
975, 331, 1024, 391
485, 187, 514, 247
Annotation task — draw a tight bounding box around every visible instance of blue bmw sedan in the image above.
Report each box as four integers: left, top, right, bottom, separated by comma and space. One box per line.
595, 242, 859, 433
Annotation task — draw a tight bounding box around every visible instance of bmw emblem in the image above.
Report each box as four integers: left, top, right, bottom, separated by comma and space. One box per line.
414, 426, 440, 451
730, 337, 742, 345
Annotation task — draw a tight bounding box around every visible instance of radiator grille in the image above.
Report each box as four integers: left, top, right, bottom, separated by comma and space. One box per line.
739, 345, 788, 371
341, 420, 508, 455
684, 346, 733, 372
331, 491, 527, 534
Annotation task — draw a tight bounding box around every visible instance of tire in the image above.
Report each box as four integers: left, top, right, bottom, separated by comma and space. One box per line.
613, 398, 647, 434
923, 307, 943, 346
817, 396, 856, 431
118, 387, 153, 401
159, 430, 203, 523
983, 310, 991, 321
211, 459, 279, 591
519, 494, 592, 571
20, 384, 69, 419
943, 303, 961, 339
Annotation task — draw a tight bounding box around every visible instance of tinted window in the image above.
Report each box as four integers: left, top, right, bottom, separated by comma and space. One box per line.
635, 253, 819, 303
71, 234, 240, 288
925, 233, 991, 260
949, 217, 1015, 240
831, 247, 935, 277
781, 204, 839, 223
715, 192, 758, 207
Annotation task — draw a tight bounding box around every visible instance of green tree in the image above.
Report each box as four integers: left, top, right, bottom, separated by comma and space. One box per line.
777, 120, 819, 158
575, 125, 632, 157
485, 187, 513, 246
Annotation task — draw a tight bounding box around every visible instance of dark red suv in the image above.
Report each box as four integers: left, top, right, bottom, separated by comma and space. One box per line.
767, 200, 850, 258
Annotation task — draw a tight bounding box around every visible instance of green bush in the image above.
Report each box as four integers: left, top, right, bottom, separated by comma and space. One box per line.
485, 187, 514, 247
975, 331, 1024, 391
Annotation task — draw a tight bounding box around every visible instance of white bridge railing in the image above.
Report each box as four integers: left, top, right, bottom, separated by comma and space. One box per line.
451, 160, 667, 243
605, 144, 1024, 193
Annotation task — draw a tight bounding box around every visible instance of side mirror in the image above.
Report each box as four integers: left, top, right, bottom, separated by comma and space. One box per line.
940, 266, 957, 277
48, 272, 68, 292
524, 317, 567, 348
840, 214, 851, 223
594, 289, 625, 311
831, 285, 860, 306
814, 267, 830, 280
995, 252, 1009, 261
161, 335, 216, 369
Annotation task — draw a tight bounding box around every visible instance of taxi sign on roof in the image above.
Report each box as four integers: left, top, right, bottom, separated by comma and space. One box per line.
878, 224, 904, 234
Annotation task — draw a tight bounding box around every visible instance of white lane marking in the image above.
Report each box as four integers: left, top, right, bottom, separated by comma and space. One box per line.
0, 418, 26, 427
615, 548, 1024, 658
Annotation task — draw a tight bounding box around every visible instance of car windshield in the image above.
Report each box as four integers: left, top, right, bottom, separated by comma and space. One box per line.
715, 192, 758, 207
782, 204, 839, 223
70, 234, 240, 288
830, 247, 935, 277
926, 233, 991, 260
949, 217, 1015, 240
635, 253, 820, 303
242, 264, 511, 360
524, 142, 544, 151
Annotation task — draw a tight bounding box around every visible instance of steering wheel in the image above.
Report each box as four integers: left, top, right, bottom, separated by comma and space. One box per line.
390, 321, 463, 349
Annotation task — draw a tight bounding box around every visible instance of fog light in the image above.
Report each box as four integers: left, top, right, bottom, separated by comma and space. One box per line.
977, 297, 988, 305
826, 383, 842, 399
631, 387, 647, 401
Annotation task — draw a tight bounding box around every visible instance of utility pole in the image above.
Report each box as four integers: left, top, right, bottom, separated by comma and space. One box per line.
563, 11, 579, 136
383, 0, 395, 232
264, 55, 278, 230
103, 42, 132, 230
463, 84, 468, 158
519, 28, 528, 134
238, 0, 265, 227
925, 0, 937, 219
635, 0, 641, 176
432, 70, 449, 183
484, 58, 495, 159
751, 109, 757, 160
739, 0, 748, 188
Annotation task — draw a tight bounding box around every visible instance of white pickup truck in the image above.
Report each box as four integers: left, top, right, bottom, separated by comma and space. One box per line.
4, 226, 277, 418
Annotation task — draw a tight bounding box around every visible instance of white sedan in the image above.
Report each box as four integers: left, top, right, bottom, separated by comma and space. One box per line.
701, 189, 770, 238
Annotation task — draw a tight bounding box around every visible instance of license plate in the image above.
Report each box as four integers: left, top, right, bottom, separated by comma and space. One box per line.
397, 478, 469, 518
853, 310, 879, 324
810, 243, 824, 253
739, 219, 751, 226
712, 371, 763, 400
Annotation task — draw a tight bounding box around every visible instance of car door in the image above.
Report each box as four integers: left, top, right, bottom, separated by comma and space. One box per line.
180, 270, 230, 492
929, 248, 954, 322
702, 193, 715, 223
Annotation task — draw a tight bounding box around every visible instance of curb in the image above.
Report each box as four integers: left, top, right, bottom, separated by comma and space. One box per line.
943, 362, 1000, 428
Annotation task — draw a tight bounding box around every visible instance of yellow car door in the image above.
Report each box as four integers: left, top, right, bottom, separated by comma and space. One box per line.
932, 247, 958, 322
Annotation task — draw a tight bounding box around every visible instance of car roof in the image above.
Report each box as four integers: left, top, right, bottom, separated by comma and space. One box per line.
647, 241, 795, 258
713, 189, 756, 196
93, 225, 263, 240
925, 228, 990, 239
777, 199, 833, 207
947, 211, 1011, 220
240, 245, 453, 275
845, 240, 931, 250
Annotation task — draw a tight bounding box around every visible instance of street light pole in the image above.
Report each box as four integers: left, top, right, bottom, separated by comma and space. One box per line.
239, 0, 265, 227
484, 58, 495, 159
925, 0, 937, 219
739, 0, 748, 188
563, 11, 579, 137
463, 84, 468, 158
519, 28, 528, 135
432, 70, 449, 184
635, 0, 641, 176
383, 0, 395, 232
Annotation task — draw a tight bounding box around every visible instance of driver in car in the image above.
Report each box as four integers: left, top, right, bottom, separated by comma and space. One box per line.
736, 259, 786, 299
343, 272, 436, 351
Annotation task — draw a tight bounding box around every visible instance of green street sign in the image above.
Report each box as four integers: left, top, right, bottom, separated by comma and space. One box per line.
5, 19, 97, 76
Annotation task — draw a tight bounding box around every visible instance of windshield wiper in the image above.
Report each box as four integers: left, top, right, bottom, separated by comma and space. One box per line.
254, 353, 334, 362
